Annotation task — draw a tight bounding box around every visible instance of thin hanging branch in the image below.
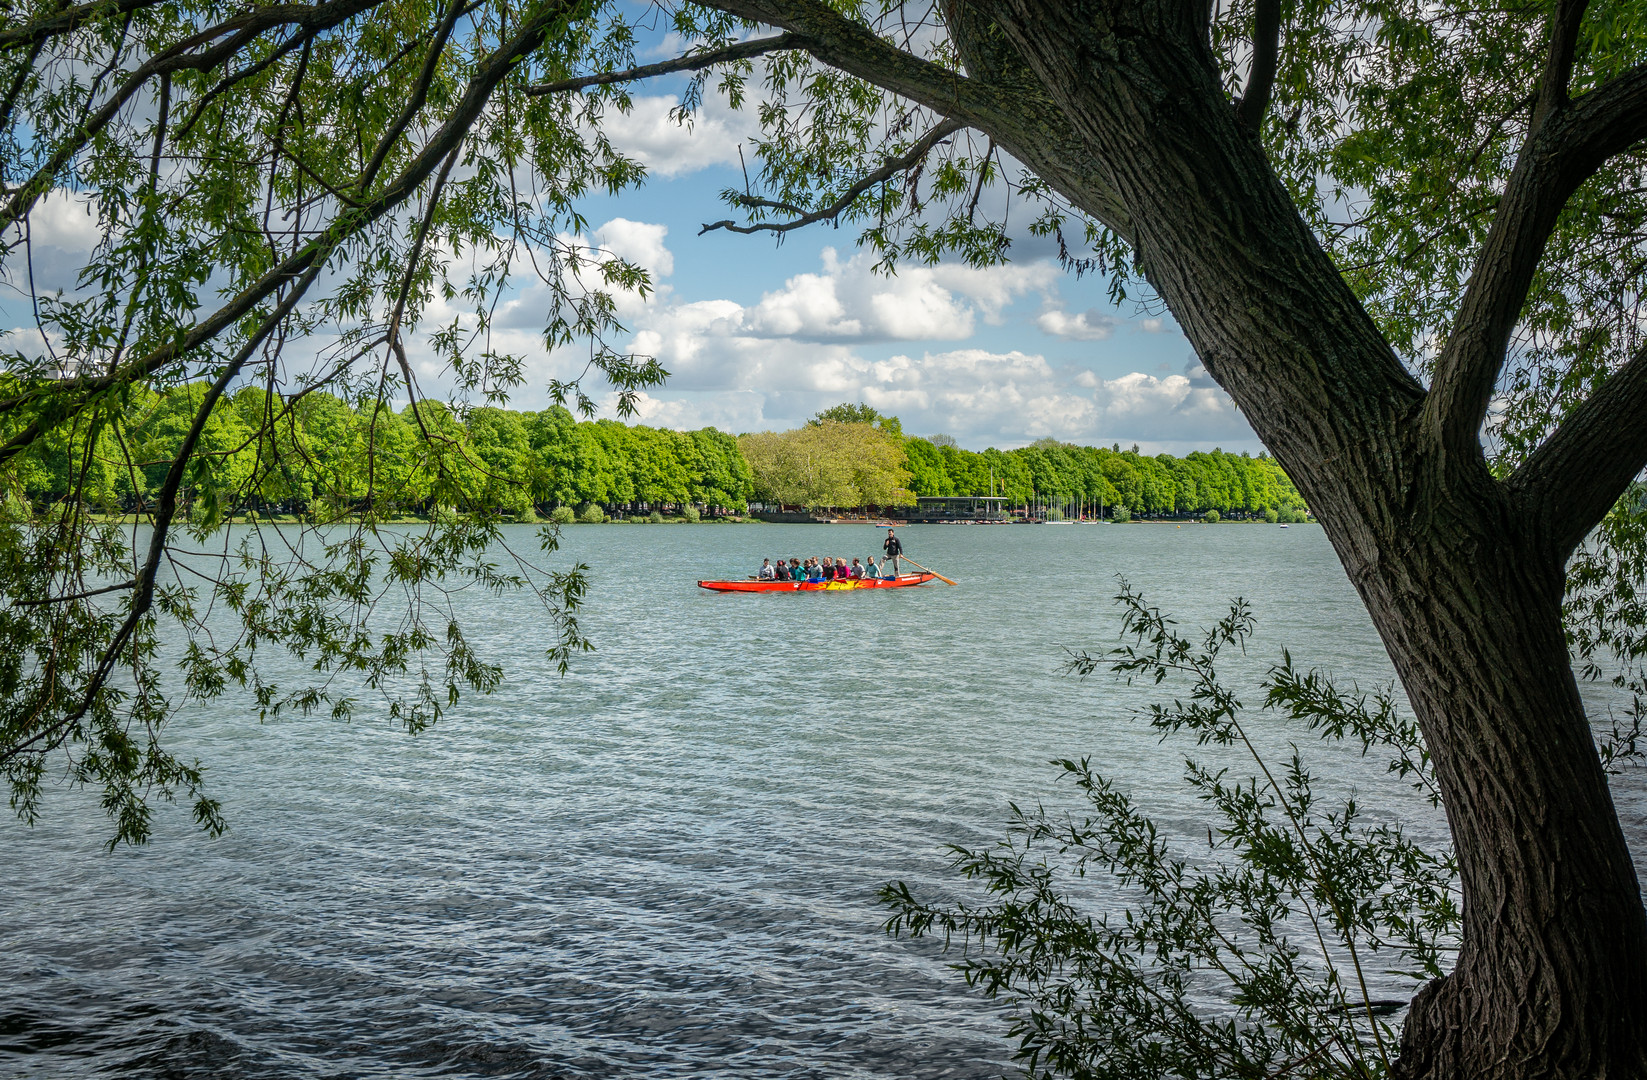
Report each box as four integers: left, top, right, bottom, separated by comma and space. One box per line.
700, 117, 964, 235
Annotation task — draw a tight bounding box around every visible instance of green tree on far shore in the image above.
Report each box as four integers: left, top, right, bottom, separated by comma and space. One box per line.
739, 420, 912, 509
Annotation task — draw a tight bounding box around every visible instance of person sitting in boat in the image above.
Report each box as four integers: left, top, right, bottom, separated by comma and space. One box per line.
850, 558, 864, 578
830, 558, 846, 580
785, 558, 801, 581
809, 558, 827, 583
758, 559, 775, 580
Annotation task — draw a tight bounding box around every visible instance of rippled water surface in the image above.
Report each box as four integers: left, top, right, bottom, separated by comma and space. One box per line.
4, 523, 1643, 1079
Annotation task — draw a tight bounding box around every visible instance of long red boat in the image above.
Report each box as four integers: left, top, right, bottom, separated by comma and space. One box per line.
698, 572, 937, 593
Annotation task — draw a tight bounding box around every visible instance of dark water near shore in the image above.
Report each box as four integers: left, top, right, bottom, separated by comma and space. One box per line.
3, 523, 1642, 1079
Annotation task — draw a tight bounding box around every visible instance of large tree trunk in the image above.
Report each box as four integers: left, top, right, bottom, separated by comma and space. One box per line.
970, 2, 1647, 1075
1369, 502, 1647, 1076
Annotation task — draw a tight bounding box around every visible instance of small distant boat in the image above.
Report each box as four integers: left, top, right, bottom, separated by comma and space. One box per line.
1279, 523, 1290, 528
698, 572, 938, 593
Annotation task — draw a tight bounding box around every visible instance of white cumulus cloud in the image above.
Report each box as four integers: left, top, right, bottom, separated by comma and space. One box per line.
1037, 306, 1121, 340
741, 248, 1054, 343
593, 218, 674, 279
597, 94, 758, 177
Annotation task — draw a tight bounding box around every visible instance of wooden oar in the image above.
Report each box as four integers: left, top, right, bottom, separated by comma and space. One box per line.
900, 557, 957, 586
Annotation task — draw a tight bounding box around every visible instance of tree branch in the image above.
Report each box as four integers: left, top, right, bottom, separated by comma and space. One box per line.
525, 33, 804, 96
0, 0, 385, 238
1235, 0, 1280, 132
9, 580, 137, 607
387, 141, 462, 343
1535, 0, 1590, 126
698, 0, 1135, 241
0, 0, 161, 51
700, 117, 964, 235
1422, 61, 1647, 461
1510, 341, 1647, 560
358, 0, 465, 193
173, 24, 314, 139
0, 35, 46, 131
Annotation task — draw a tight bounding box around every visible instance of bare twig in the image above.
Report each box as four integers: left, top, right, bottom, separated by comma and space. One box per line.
9, 581, 137, 607
701, 117, 964, 235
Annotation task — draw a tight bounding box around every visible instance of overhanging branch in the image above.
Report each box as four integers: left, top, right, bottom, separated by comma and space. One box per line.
700, 117, 965, 236
0, 0, 163, 52
697, 0, 1135, 241
358, 0, 467, 193
1510, 342, 1647, 560
0, 0, 386, 239
9, 580, 137, 608
525, 33, 804, 96
1422, 60, 1647, 461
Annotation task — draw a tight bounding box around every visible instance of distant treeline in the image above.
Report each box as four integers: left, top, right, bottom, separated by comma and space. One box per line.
5, 387, 1305, 519
7, 387, 750, 518
902, 437, 1307, 517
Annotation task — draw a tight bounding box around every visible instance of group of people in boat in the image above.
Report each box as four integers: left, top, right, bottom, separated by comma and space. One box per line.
755, 528, 908, 583
758, 555, 900, 582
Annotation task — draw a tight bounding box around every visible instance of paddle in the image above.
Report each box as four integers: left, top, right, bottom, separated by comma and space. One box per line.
899, 557, 957, 586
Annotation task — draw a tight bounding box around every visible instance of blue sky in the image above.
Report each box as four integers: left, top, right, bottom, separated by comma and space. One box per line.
3, 65, 1265, 455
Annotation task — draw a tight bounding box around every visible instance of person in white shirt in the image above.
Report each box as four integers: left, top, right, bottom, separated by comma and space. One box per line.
757, 559, 775, 580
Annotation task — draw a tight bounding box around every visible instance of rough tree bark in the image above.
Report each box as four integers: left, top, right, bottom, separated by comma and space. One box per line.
981, 6, 1647, 1075
698, 0, 1647, 1075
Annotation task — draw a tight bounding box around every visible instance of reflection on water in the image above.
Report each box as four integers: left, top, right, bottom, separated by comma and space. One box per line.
3, 523, 1639, 1078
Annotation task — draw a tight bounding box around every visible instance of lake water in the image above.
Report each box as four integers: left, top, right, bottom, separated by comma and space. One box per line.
3, 523, 1643, 1078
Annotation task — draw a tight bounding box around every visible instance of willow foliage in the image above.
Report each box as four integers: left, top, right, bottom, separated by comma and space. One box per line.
0, 0, 680, 842
883, 589, 1462, 1080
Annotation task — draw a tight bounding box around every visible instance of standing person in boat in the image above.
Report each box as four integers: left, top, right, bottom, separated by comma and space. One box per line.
882, 529, 903, 576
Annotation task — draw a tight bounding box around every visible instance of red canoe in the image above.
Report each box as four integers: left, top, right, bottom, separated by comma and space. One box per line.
698, 572, 937, 593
